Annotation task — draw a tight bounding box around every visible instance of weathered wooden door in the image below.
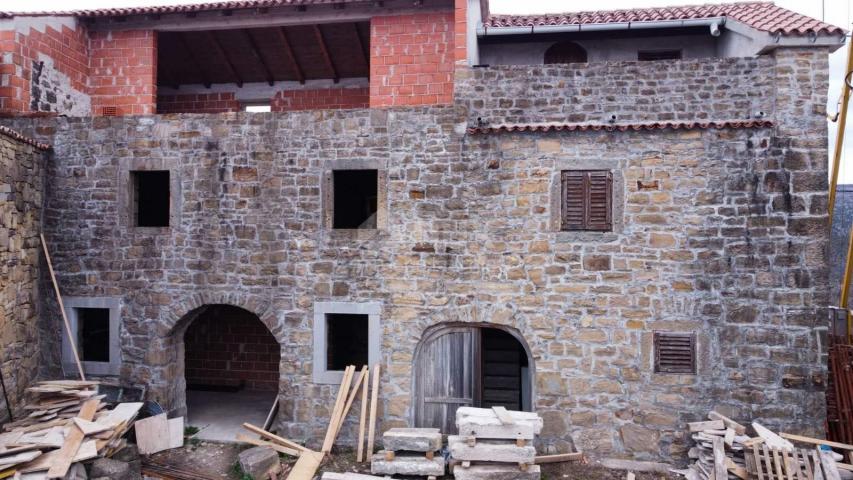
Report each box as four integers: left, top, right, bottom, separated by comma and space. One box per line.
413, 327, 481, 433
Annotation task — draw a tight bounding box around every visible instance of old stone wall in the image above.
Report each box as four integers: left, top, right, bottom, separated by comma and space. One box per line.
0, 46, 830, 460
0, 128, 48, 424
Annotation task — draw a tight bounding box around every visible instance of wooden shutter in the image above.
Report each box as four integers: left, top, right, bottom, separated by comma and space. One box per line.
561, 170, 612, 231
654, 332, 696, 374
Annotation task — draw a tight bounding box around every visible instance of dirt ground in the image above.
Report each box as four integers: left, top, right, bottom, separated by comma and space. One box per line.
145, 441, 681, 480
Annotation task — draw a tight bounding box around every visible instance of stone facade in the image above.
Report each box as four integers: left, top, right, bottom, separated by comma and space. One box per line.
0, 128, 49, 424
0, 46, 831, 460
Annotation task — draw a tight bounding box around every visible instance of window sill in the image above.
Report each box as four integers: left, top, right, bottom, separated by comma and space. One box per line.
555, 230, 619, 242
131, 226, 172, 234
326, 228, 384, 241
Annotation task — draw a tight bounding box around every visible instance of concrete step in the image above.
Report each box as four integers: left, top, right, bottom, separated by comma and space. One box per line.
382, 427, 442, 452
448, 435, 536, 463
370, 452, 445, 477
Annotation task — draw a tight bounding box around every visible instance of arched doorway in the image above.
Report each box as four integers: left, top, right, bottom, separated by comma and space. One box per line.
181, 304, 280, 441
412, 323, 535, 433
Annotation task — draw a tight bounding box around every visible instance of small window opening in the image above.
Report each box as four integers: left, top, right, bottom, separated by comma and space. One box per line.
333, 169, 378, 229
326, 313, 369, 370
244, 104, 271, 113
132, 170, 170, 227
638, 50, 682, 61
654, 331, 696, 374
77, 308, 110, 363
544, 41, 588, 64
561, 170, 613, 231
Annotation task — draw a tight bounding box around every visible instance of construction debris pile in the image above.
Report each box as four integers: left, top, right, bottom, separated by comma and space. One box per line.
449, 406, 543, 480
0, 380, 142, 479
678, 411, 848, 480
371, 428, 444, 478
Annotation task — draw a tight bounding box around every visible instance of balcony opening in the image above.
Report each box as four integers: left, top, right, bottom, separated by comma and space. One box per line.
131, 170, 170, 227
333, 169, 378, 229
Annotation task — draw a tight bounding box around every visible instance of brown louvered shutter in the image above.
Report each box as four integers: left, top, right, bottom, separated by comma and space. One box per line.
654, 332, 696, 374
561, 170, 612, 231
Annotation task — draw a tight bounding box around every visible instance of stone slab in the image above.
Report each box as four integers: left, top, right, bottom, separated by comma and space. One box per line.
383, 427, 442, 452
321, 473, 388, 480
238, 446, 280, 479
370, 452, 445, 476
448, 435, 536, 463
452, 464, 541, 480
456, 407, 543, 440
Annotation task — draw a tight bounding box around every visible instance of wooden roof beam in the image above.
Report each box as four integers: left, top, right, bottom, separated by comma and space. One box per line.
208, 31, 244, 87
313, 24, 338, 83
242, 29, 275, 86
176, 33, 212, 88
276, 27, 305, 84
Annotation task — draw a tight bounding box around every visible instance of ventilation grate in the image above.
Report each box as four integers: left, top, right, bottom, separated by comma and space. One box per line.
101, 106, 118, 117
654, 331, 696, 374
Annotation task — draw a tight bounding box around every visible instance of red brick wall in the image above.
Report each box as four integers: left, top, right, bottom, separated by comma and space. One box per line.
272, 87, 369, 111
89, 30, 157, 116
157, 92, 241, 114
184, 305, 279, 392
369, 12, 454, 107
454, 0, 468, 65
0, 22, 89, 115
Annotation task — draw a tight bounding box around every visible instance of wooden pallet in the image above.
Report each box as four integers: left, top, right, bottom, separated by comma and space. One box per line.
745, 445, 836, 480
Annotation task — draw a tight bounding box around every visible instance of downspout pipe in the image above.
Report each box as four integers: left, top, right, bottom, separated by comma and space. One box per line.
477, 17, 726, 37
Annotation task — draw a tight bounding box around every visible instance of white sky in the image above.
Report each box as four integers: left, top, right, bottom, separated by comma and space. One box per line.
1, 0, 852, 183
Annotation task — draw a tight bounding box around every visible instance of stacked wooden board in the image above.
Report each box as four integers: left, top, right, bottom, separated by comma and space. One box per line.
0, 380, 143, 479
678, 411, 847, 480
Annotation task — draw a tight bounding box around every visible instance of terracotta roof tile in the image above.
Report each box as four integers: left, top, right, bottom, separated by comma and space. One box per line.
2, 0, 364, 18
466, 119, 774, 135
486, 2, 844, 36
0, 126, 51, 150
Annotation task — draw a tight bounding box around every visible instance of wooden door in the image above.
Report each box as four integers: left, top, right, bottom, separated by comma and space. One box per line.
413, 327, 480, 433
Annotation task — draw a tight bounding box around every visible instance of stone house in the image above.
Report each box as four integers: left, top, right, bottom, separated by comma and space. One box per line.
0, 0, 844, 459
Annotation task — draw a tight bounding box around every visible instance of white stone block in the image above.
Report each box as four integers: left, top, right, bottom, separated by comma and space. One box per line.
453, 464, 541, 480
456, 407, 543, 440
370, 452, 445, 476
382, 427, 442, 452
448, 435, 535, 463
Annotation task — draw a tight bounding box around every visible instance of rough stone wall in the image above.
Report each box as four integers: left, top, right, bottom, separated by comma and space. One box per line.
0, 129, 47, 424
0, 18, 90, 115
455, 56, 774, 125
0, 46, 830, 460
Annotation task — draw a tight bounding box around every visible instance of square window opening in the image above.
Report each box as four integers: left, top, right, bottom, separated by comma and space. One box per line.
76, 308, 110, 363
561, 170, 613, 232
326, 313, 369, 370
131, 170, 170, 227
638, 50, 682, 61
333, 170, 378, 229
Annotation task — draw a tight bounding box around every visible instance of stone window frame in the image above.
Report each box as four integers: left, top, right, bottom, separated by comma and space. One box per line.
321, 159, 388, 238
61, 296, 122, 376
312, 301, 382, 385
118, 158, 181, 233
549, 158, 624, 241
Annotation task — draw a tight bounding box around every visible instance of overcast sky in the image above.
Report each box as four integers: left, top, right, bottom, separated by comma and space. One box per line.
2, 0, 852, 183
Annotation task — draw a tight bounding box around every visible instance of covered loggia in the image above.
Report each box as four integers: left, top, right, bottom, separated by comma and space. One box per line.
182, 304, 280, 441
412, 323, 534, 433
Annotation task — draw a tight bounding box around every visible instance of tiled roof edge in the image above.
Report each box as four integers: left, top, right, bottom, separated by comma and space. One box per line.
466, 119, 775, 135
1, 0, 368, 18
0, 126, 51, 151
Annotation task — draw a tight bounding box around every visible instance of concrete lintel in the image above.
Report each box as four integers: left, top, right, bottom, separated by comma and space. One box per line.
312, 301, 382, 384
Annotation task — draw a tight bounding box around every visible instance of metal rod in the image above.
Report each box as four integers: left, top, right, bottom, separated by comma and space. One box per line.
829, 39, 853, 225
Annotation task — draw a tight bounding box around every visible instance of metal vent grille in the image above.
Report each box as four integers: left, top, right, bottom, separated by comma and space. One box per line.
654, 332, 696, 374
101, 106, 117, 117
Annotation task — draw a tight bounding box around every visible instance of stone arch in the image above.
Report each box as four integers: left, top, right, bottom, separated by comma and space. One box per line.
410, 322, 536, 432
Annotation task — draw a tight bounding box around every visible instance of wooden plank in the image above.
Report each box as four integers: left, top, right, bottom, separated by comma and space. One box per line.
366, 363, 380, 464
20, 440, 97, 473
492, 406, 515, 425
725, 457, 748, 480
45, 398, 98, 478
262, 397, 279, 432
134, 413, 170, 455
781, 434, 853, 451
712, 436, 727, 480
689, 420, 725, 432
40, 234, 85, 381
168, 417, 184, 449
803, 449, 815, 480
812, 450, 825, 480
819, 449, 842, 480
0, 450, 41, 468
241, 424, 309, 453
709, 411, 747, 435
235, 434, 301, 457
356, 366, 369, 463
71, 418, 110, 436
285, 450, 324, 480
754, 443, 766, 480
534, 453, 584, 464
773, 448, 786, 480
783, 449, 796, 480
754, 423, 795, 450
333, 366, 368, 442
322, 366, 354, 453
724, 427, 735, 447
